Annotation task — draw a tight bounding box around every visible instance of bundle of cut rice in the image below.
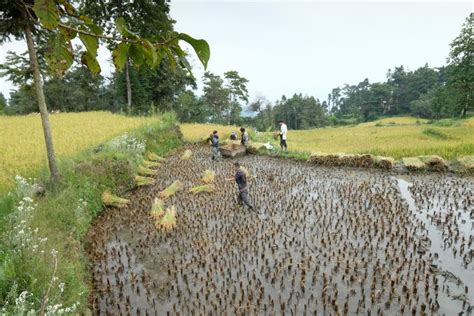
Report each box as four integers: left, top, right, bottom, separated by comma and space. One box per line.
240, 166, 251, 178
402, 157, 426, 171
157, 206, 177, 231
142, 160, 161, 168
101, 191, 129, 208
190, 184, 215, 194
418, 155, 447, 171
150, 198, 165, 220
146, 151, 164, 162
138, 165, 158, 176
201, 170, 215, 184
181, 149, 192, 160
135, 175, 155, 186
246, 142, 267, 154
159, 180, 182, 199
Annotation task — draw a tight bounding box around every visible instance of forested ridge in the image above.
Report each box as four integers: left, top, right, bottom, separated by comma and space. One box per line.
1, 7, 472, 130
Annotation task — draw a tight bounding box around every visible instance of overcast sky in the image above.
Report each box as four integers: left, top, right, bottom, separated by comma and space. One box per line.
0, 1, 472, 103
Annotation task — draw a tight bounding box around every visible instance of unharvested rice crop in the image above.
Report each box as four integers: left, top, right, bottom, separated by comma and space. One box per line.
180, 123, 240, 142
181, 117, 474, 161
0, 112, 160, 194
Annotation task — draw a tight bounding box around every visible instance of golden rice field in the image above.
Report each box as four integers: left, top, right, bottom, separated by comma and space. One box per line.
180, 123, 239, 142
0, 112, 160, 194
182, 117, 474, 160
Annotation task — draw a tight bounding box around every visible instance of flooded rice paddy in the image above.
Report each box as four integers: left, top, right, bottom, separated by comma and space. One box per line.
88, 144, 473, 315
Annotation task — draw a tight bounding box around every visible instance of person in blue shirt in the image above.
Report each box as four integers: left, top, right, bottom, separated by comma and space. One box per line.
226, 161, 255, 210
210, 130, 221, 161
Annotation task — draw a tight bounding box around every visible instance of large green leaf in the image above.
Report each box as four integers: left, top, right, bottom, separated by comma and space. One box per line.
129, 44, 144, 66
78, 16, 102, 35
163, 47, 177, 71
178, 33, 210, 69
44, 34, 73, 77
79, 33, 98, 56
58, 0, 76, 15
81, 51, 101, 75
33, 0, 60, 30
142, 40, 160, 67
115, 17, 138, 39
112, 43, 130, 71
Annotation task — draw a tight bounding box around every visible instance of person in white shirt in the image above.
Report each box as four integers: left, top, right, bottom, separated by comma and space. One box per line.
278, 120, 288, 152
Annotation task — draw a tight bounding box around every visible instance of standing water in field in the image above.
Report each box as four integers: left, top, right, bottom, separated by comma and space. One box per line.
88, 144, 473, 315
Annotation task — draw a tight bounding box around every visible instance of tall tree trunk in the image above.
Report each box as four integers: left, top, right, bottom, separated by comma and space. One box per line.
25, 26, 60, 183
125, 57, 132, 115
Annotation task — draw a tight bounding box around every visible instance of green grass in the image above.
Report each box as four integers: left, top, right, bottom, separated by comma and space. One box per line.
0, 113, 183, 314
422, 128, 451, 140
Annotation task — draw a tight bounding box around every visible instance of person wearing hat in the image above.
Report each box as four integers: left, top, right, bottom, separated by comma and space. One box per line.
278, 120, 288, 152
226, 161, 255, 210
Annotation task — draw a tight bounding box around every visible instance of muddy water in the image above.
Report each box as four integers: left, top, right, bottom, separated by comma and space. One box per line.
88, 144, 473, 315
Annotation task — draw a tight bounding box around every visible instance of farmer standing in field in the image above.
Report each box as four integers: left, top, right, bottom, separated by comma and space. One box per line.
210, 130, 221, 161
278, 120, 288, 152
226, 161, 255, 211
240, 127, 249, 147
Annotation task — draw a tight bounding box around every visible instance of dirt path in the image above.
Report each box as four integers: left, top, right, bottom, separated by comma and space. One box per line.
87, 144, 473, 315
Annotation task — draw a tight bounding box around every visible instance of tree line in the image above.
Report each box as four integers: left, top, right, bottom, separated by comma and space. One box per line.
1, 7, 471, 131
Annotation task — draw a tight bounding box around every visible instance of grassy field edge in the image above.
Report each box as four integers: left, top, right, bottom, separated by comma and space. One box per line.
0, 113, 183, 314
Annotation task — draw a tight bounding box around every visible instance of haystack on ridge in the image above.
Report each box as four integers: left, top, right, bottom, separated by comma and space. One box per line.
402, 157, 426, 170
418, 155, 448, 171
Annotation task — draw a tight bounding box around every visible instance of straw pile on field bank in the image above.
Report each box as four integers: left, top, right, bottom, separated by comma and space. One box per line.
307, 152, 393, 169
449, 156, 474, 173
418, 155, 448, 171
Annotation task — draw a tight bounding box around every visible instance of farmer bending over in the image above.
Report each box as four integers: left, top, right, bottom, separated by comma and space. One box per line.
226, 162, 255, 211
210, 130, 221, 161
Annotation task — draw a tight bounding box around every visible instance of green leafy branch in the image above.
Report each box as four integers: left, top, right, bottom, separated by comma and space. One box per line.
27, 0, 210, 76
